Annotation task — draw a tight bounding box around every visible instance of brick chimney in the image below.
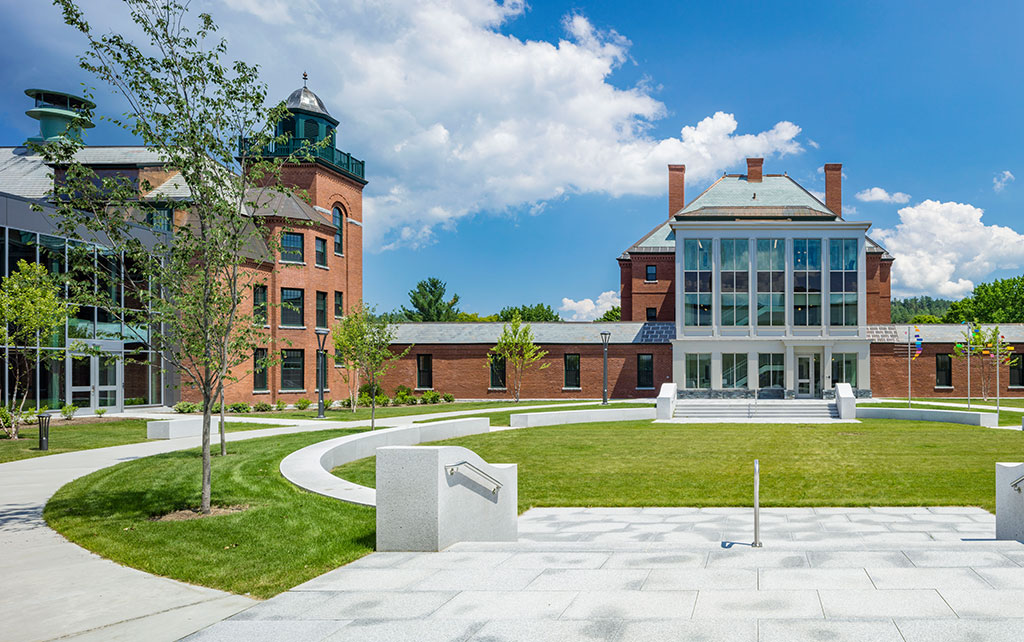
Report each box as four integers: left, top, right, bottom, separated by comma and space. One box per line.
668, 164, 685, 215
746, 158, 763, 182
824, 163, 842, 216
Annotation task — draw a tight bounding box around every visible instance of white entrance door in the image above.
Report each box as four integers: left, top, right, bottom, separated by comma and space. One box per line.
797, 355, 814, 398
69, 353, 122, 412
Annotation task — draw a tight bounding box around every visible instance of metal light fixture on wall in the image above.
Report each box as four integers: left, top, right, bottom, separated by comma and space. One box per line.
315, 328, 330, 419
600, 330, 611, 405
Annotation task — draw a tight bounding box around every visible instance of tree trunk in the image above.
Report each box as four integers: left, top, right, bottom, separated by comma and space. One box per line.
218, 385, 226, 456
201, 394, 212, 514
370, 373, 376, 430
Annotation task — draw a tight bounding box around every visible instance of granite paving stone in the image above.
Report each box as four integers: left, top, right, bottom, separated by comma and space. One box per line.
758, 618, 905, 642
324, 619, 486, 642
903, 551, 1019, 567
467, 619, 622, 642
560, 590, 698, 620
865, 567, 992, 590
937, 589, 1024, 617
896, 618, 1024, 642
758, 568, 875, 590
971, 567, 1024, 589
428, 590, 578, 620
691, 589, 822, 619
818, 589, 955, 618
525, 569, 649, 591
642, 569, 757, 591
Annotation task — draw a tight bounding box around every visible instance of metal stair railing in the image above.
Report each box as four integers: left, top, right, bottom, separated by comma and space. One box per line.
445, 461, 502, 495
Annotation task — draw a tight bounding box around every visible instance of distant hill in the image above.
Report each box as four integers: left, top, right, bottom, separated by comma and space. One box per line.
890, 296, 953, 323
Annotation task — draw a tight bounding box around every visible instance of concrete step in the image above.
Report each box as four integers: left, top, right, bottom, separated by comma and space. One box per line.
674, 400, 838, 420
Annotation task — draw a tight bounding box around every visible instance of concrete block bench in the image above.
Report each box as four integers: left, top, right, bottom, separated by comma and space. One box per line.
509, 407, 655, 428
146, 417, 205, 439
855, 406, 997, 427
996, 462, 1024, 541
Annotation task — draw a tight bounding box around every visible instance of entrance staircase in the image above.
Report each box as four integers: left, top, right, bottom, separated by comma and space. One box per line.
673, 399, 839, 421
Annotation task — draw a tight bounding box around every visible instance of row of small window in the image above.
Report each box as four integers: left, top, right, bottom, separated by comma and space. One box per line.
252, 286, 343, 327
253, 348, 330, 392
683, 238, 859, 327
280, 225, 344, 267
418, 353, 658, 390
935, 354, 1024, 387
682, 353, 859, 389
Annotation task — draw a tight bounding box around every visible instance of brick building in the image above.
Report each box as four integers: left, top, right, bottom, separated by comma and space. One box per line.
0, 85, 365, 411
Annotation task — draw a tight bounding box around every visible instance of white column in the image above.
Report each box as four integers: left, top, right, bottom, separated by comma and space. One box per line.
824, 344, 834, 391
785, 237, 793, 335
748, 238, 757, 337
712, 238, 721, 337
748, 351, 759, 394
822, 237, 831, 329
858, 236, 867, 333
784, 344, 795, 395
711, 350, 723, 390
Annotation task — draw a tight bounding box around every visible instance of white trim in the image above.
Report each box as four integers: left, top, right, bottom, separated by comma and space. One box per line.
346, 217, 362, 227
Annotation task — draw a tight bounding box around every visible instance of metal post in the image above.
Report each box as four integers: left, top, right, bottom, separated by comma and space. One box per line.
37, 412, 50, 451
316, 348, 325, 419
600, 330, 611, 405
996, 339, 1000, 424
752, 459, 762, 548
967, 324, 972, 409
907, 325, 912, 408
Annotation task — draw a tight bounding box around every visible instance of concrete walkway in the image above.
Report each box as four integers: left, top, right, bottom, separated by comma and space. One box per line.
186, 507, 1024, 642
1, 402, 595, 642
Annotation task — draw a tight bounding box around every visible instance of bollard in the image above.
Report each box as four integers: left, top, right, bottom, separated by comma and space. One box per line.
38, 412, 51, 451
752, 459, 762, 548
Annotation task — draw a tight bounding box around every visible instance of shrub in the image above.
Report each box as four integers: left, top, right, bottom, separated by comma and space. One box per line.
323, 398, 334, 410
374, 393, 390, 407
393, 384, 413, 398
274, 399, 287, 411
94, 408, 107, 417
393, 390, 413, 405
421, 390, 441, 404
229, 402, 252, 413
254, 401, 272, 412
357, 392, 372, 407
0, 406, 11, 429
61, 404, 78, 420
173, 401, 200, 413
358, 382, 382, 397
442, 393, 455, 403
340, 398, 352, 408
295, 398, 312, 410
208, 402, 222, 413
124, 397, 145, 406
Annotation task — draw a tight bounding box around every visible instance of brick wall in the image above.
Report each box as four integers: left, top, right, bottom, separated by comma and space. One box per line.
378, 343, 673, 400
865, 253, 893, 324
619, 253, 675, 322
870, 342, 1024, 398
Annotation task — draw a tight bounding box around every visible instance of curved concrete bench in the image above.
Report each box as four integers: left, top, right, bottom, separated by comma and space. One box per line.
509, 406, 655, 428
856, 406, 997, 427
279, 417, 493, 506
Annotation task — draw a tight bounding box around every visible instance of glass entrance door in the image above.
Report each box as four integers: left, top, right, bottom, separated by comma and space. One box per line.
797, 355, 814, 398
69, 353, 122, 412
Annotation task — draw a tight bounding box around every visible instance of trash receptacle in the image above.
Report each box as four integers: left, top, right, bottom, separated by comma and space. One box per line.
38, 412, 52, 451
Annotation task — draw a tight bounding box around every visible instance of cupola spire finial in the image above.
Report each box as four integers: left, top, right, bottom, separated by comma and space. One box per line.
302, 71, 308, 87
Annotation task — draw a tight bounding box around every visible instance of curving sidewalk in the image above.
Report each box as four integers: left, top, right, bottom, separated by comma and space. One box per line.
0, 401, 603, 642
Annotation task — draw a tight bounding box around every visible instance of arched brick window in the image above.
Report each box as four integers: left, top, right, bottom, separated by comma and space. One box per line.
332, 205, 344, 255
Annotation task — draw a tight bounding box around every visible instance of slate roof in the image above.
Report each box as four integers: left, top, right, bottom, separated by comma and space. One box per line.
867, 324, 1024, 343
391, 322, 676, 345
678, 174, 835, 219
0, 147, 53, 200
246, 188, 333, 227
143, 171, 192, 201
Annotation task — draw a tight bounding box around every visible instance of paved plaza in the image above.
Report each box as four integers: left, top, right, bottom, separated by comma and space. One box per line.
186, 506, 1024, 642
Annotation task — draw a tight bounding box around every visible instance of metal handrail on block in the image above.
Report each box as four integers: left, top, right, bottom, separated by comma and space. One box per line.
446, 460, 502, 495
1012, 474, 1024, 493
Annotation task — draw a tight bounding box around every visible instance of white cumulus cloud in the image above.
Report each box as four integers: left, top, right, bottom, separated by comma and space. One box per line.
874, 200, 1024, 298
855, 187, 911, 204
560, 290, 620, 321
993, 170, 1015, 192
215, 0, 803, 250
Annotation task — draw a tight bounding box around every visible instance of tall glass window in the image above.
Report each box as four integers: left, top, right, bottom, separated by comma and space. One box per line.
720, 239, 749, 326
254, 348, 268, 391
281, 232, 304, 263
829, 238, 859, 326
280, 288, 304, 327
8, 230, 35, 276
645, 264, 657, 281
281, 349, 304, 390
315, 291, 328, 328
253, 285, 268, 325
682, 238, 712, 326
758, 353, 784, 389
417, 354, 433, 389
722, 353, 748, 389
756, 239, 785, 326
637, 353, 654, 388
1010, 354, 1023, 387
332, 206, 344, 254
831, 353, 858, 387
685, 353, 711, 389
935, 354, 952, 387
490, 356, 506, 389
793, 239, 822, 326
564, 354, 580, 388
334, 291, 344, 318
315, 237, 327, 267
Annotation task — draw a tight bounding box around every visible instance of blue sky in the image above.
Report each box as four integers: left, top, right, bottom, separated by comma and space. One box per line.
1, 0, 1022, 318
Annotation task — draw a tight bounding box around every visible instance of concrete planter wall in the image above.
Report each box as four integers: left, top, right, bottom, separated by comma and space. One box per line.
509, 407, 655, 428
996, 462, 1024, 541
855, 406, 998, 427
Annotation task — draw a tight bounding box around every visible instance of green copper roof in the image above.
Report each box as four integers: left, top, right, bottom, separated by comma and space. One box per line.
678, 174, 835, 219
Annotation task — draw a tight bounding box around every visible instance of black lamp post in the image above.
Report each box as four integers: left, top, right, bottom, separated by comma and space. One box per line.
37, 411, 52, 451
600, 330, 611, 405
315, 328, 329, 419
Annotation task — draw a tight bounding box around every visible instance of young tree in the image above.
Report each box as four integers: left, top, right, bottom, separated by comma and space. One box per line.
42, 0, 307, 513
400, 277, 460, 321
334, 303, 411, 428
0, 261, 76, 438
332, 304, 368, 412
953, 325, 1020, 400
498, 303, 561, 322
487, 313, 549, 402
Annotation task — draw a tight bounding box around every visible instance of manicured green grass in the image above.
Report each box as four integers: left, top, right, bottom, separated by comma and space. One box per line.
44, 430, 375, 598
238, 399, 591, 420
335, 419, 1024, 512
860, 402, 1023, 426
881, 397, 1024, 408
0, 419, 286, 464
414, 402, 654, 427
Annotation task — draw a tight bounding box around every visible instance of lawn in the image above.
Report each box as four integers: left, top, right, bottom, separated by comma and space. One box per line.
44, 429, 375, 599
235, 399, 596, 420
413, 401, 654, 426
0, 419, 286, 464
859, 402, 1023, 426
335, 419, 1024, 513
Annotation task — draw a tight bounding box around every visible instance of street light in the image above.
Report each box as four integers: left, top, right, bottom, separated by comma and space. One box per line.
315, 328, 330, 419
600, 330, 611, 405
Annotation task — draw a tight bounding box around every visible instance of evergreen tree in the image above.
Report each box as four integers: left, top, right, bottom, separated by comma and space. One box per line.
596, 306, 621, 322
400, 277, 460, 321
